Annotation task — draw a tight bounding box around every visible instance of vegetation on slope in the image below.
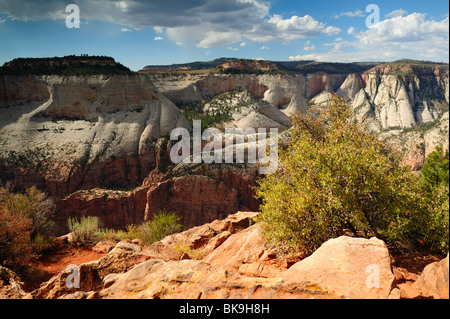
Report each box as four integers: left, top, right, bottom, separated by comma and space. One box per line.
0, 185, 55, 265
255, 95, 449, 256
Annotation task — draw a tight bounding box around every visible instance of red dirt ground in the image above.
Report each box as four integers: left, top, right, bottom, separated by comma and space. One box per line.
17, 243, 107, 292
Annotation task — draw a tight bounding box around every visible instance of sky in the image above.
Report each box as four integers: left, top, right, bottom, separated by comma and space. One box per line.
0, 0, 448, 71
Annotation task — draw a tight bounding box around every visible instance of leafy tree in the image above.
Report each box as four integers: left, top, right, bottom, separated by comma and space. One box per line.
418, 146, 449, 253
255, 95, 426, 255
421, 145, 449, 190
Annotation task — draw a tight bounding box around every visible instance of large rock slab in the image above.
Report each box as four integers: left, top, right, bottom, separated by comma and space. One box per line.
98, 258, 338, 299
282, 236, 395, 299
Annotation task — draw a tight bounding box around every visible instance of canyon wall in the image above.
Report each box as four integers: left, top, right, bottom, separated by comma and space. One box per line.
0, 65, 448, 232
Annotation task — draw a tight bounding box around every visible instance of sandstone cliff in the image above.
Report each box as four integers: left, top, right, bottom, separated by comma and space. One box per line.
0, 74, 190, 197
0, 64, 448, 233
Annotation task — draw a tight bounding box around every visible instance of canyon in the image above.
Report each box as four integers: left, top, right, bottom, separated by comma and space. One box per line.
0, 60, 448, 233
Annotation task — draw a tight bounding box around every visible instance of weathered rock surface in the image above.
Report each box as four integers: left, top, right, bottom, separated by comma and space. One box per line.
282, 236, 395, 299
0, 74, 190, 197
0, 266, 27, 299
0, 65, 448, 235
399, 254, 449, 299
32, 240, 151, 299
2, 211, 446, 300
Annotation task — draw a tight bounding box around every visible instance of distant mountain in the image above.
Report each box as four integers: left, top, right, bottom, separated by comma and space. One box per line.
0, 55, 132, 75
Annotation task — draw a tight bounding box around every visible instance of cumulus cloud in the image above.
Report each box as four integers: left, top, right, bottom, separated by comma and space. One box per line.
355, 13, 448, 45
385, 9, 408, 19
0, 0, 340, 48
154, 36, 164, 40
290, 13, 449, 63
196, 31, 242, 48
303, 40, 315, 52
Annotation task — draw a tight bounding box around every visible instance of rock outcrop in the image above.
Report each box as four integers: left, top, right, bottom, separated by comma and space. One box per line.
282, 236, 395, 299
0, 266, 27, 299
399, 254, 449, 299
16, 211, 448, 300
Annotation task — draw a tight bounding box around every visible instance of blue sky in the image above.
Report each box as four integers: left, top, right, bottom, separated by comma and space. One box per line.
0, 0, 448, 71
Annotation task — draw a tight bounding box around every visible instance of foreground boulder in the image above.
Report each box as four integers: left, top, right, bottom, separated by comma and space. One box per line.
282, 236, 395, 299
25, 211, 447, 299
0, 266, 27, 299
399, 254, 449, 299
97, 258, 337, 299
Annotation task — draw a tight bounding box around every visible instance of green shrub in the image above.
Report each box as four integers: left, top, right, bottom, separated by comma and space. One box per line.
136, 210, 183, 245
416, 146, 449, 253
255, 96, 428, 255
0, 185, 55, 265
67, 216, 102, 245
99, 210, 183, 245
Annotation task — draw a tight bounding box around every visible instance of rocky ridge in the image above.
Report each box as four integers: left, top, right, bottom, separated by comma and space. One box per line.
1, 211, 447, 299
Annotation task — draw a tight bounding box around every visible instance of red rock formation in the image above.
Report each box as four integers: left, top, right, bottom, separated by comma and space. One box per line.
0, 75, 49, 103
55, 187, 149, 234
305, 73, 347, 98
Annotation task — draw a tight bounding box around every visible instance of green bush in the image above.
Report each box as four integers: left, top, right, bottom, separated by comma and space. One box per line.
99, 210, 183, 245
0, 185, 55, 265
255, 96, 430, 256
417, 146, 449, 253
136, 210, 183, 245
67, 216, 102, 245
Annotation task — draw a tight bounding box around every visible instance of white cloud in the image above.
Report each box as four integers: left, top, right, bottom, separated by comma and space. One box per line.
303, 44, 315, 52
290, 13, 449, 63
121, 27, 132, 32
227, 47, 239, 51
333, 10, 365, 19
240, 42, 247, 47
154, 26, 165, 34
260, 46, 270, 50
247, 14, 341, 43
354, 13, 448, 45
154, 36, 164, 40
195, 31, 242, 48
347, 27, 355, 35
385, 9, 408, 19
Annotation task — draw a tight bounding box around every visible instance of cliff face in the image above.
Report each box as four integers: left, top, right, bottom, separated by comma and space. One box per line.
149, 66, 449, 131
0, 74, 190, 197
0, 65, 448, 232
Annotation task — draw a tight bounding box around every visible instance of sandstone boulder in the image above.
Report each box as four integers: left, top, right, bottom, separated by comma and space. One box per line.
399, 254, 449, 299
0, 266, 27, 299
98, 258, 337, 299
282, 236, 395, 299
